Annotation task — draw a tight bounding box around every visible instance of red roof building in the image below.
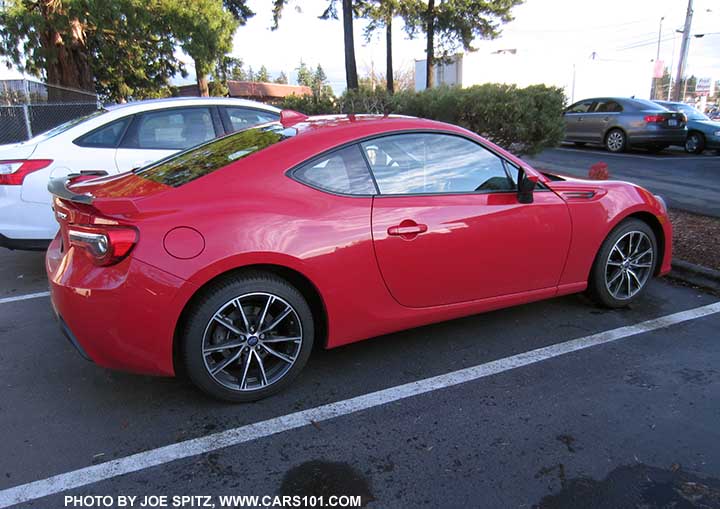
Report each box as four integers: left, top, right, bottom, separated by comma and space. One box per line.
177, 81, 311, 103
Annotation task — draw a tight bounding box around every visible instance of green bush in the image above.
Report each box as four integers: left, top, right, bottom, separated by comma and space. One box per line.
279, 93, 338, 115
457, 84, 566, 155
280, 83, 566, 155
338, 87, 393, 114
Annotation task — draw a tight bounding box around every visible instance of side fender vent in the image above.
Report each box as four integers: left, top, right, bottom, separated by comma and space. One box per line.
561, 191, 596, 200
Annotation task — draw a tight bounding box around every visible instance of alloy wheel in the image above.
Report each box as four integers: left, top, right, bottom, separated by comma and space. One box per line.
606, 131, 625, 152
202, 292, 303, 392
604, 231, 654, 300
685, 134, 700, 154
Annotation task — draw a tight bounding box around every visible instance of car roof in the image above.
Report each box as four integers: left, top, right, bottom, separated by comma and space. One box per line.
104, 96, 280, 114
278, 114, 464, 142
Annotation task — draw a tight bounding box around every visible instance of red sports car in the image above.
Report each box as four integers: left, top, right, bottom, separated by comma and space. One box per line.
47, 111, 672, 401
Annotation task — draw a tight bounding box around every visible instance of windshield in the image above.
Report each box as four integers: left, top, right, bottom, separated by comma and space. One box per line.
29, 109, 106, 142
656, 102, 709, 120
629, 98, 668, 111
673, 103, 709, 121
135, 123, 297, 187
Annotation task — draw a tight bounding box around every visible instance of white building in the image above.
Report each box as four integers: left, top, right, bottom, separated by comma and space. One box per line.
414, 49, 655, 103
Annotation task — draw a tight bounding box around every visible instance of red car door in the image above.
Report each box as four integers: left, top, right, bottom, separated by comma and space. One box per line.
363, 133, 571, 308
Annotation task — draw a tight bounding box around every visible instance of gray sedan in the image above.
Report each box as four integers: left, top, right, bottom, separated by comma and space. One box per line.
563, 97, 687, 153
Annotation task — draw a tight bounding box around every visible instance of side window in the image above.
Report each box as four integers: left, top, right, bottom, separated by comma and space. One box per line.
566, 100, 594, 114
360, 133, 514, 195
74, 118, 130, 148
595, 100, 623, 113
293, 145, 376, 195
224, 107, 279, 132
122, 108, 216, 150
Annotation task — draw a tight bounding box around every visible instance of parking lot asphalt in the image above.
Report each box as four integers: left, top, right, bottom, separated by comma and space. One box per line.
1, 247, 720, 508
526, 144, 720, 218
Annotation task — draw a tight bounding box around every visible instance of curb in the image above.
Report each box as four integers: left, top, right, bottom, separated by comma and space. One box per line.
670, 259, 720, 293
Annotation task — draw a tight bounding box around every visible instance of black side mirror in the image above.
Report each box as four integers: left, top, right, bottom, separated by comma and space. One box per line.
517, 169, 538, 204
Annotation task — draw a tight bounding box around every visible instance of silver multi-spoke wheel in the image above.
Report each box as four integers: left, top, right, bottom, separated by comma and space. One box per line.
606, 130, 625, 152
604, 231, 654, 300
202, 292, 303, 392
685, 133, 703, 154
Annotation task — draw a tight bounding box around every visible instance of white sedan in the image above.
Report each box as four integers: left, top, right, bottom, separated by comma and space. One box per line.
0, 97, 280, 250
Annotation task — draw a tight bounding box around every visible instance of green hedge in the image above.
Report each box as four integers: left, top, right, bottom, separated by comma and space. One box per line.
279, 84, 567, 155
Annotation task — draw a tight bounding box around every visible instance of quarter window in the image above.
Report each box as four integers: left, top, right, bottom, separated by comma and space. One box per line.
361, 133, 514, 195
293, 145, 376, 195
75, 118, 130, 148
122, 108, 216, 150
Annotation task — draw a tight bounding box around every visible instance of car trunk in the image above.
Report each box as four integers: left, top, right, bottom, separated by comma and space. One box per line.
50, 172, 171, 254
644, 110, 686, 130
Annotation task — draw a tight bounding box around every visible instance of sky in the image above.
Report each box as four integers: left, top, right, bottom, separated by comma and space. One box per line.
199, 0, 720, 94
2, 0, 720, 95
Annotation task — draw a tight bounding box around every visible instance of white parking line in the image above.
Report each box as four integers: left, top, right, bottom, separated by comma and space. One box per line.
1, 300, 719, 508
0, 291, 50, 305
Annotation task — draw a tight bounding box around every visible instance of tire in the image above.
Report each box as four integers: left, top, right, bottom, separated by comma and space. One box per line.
605, 129, 626, 153
685, 132, 705, 154
587, 219, 657, 308
181, 271, 314, 402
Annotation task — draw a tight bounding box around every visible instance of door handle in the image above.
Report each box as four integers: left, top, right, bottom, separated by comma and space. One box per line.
388, 221, 428, 237
603, 116, 609, 121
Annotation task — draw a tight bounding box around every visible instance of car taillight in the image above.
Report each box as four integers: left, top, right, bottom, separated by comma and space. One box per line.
68, 225, 138, 266
644, 115, 665, 124
0, 159, 53, 185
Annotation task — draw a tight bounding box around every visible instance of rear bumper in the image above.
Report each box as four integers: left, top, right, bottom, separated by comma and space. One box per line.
46, 235, 191, 376
54, 310, 91, 361
0, 184, 58, 245
0, 233, 50, 251
629, 131, 686, 145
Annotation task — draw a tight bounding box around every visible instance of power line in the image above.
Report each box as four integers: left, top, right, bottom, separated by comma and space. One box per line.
617, 34, 677, 51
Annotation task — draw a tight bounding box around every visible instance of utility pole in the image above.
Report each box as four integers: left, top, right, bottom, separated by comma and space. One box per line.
651, 16, 664, 100
674, 0, 694, 101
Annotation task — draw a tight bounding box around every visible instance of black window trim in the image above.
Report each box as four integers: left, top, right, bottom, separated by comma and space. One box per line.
286, 128, 549, 198
72, 115, 134, 149
118, 105, 223, 151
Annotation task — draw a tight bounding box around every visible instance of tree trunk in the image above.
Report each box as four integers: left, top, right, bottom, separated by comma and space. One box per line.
197, 77, 210, 97
342, 0, 359, 90
386, 16, 394, 94
425, 0, 435, 89
195, 58, 210, 97
39, 3, 94, 99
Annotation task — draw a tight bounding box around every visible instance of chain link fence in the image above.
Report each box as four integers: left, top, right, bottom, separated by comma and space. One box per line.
0, 79, 100, 145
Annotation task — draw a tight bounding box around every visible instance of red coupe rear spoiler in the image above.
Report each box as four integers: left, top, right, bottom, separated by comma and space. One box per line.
48, 174, 139, 215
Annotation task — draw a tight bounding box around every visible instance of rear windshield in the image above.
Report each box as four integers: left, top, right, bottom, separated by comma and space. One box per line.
627, 98, 668, 111
135, 123, 296, 187
30, 109, 106, 142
